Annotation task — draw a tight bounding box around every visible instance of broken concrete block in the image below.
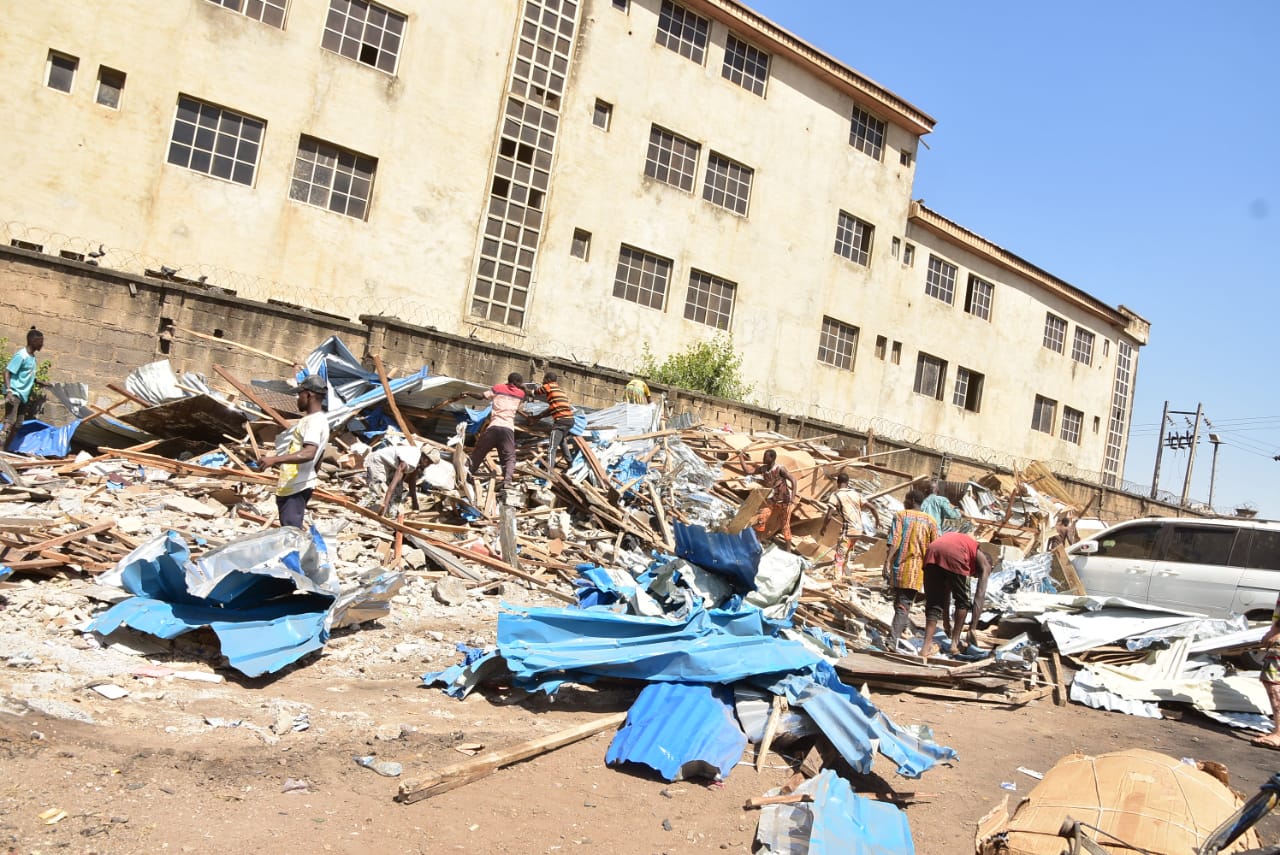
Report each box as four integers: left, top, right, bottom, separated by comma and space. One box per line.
433, 578, 469, 606
400, 547, 427, 569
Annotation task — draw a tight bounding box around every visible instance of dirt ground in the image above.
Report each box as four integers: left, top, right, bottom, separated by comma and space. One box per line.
2, 579, 1279, 855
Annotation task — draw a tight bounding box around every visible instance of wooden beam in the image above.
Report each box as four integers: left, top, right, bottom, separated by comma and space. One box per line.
372, 353, 415, 441
106, 383, 153, 408
212, 364, 290, 427
396, 712, 627, 804
174, 325, 295, 367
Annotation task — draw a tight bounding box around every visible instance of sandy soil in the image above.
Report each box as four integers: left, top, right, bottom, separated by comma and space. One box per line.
2, 575, 1279, 855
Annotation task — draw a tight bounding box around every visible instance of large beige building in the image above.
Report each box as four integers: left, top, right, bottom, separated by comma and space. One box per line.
0, 0, 1147, 483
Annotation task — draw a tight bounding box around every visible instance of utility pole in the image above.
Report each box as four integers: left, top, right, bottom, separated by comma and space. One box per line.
1208, 433, 1223, 510
1180, 403, 1204, 507
1150, 400, 1169, 499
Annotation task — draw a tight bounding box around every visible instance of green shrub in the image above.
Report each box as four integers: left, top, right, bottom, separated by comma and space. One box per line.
638, 334, 753, 402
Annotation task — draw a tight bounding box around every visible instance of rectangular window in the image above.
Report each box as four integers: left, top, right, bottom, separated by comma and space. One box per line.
890, 237, 901, 259
1043, 313, 1067, 353
684, 270, 735, 330
834, 211, 874, 266
952, 367, 984, 412
46, 51, 77, 92
913, 353, 947, 400
964, 275, 993, 320
95, 66, 126, 108
902, 243, 915, 267
899, 149, 913, 167
1093, 415, 1101, 433
702, 152, 752, 216
210, 0, 287, 28
1032, 394, 1057, 434
645, 125, 700, 192
612, 0, 628, 9
817, 316, 858, 371
1103, 339, 1110, 357
1071, 327, 1095, 365
891, 341, 901, 364
722, 33, 769, 96
849, 105, 885, 160
925, 255, 957, 304
321, 0, 405, 74
571, 228, 591, 260
655, 0, 709, 64
510, 0, 575, 110
613, 245, 671, 310
1061, 406, 1083, 444
167, 95, 264, 186
592, 98, 612, 130
289, 136, 376, 220
874, 335, 887, 360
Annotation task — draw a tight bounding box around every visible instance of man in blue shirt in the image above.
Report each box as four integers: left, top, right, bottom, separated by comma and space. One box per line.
2, 327, 44, 451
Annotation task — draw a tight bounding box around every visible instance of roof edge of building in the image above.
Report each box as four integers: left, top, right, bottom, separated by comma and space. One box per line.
696, 0, 936, 135
909, 201, 1147, 344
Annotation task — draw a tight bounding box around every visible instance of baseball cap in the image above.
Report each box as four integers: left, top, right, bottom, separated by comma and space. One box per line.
296, 375, 327, 395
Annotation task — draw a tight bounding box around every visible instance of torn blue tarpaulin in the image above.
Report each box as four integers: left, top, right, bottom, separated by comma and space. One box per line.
760, 661, 957, 779
87, 528, 345, 677
421, 644, 508, 699
755, 769, 915, 855
673, 523, 761, 592
605, 682, 747, 781
496, 604, 820, 690
7, 419, 80, 458
0, 565, 11, 583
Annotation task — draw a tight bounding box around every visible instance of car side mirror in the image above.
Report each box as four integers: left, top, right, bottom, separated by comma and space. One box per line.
1071, 541, 1098, 555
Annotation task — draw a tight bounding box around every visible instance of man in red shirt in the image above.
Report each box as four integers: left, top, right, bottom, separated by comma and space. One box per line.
466, 372, 526, 489
920, 532, 991, 659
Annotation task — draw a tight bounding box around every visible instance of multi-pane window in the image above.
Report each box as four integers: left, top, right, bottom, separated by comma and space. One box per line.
96, 67, 125, 108
46, 51, 77, 92
289, 136, 377, 220
1032, 395, 1057, 434
964, 275, 993, 320
645, 125, 700, 192
322, 0, 405, 74
511, 0, 577, 110
1061, 407, 1083, 444
684, 270, 735, 330
1043, 313, 1067, 353
210, 0, 287, 28
817, 317, 858, 371
1072, 327, 1095, 365
913, 353, 947, 400
925, 255, 957, 304
953, 367, 984, 412
1103, 341, 1135, 484
655, 1, 709, 64
167, 95, 263, 186
849, 105, 885, 160
613, 245, 671, 310
703, 153, 752, 216
834, 211, 874, 266
592, 99, 612, 130
722, 33, 769, 96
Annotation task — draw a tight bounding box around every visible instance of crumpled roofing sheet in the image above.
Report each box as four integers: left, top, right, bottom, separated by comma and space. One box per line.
755, 769, 915, 855
673, 522, 762, 592
605, 682, 747, 781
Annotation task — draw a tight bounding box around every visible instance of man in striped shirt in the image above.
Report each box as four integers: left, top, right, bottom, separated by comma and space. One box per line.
532, 372, 576, 470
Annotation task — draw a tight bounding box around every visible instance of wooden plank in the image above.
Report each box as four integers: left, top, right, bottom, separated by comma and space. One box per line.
174, 325, 295, 367
744, 793, 814, 809
1047, 649, 1068, 707
212, 364, 289, 427
755, 695, 785, 773
396, 712, 627, 804
372, 353, 415, 441
10, 520, 115, 557
1051, 544, 1086, 596
106, 383, 153, 408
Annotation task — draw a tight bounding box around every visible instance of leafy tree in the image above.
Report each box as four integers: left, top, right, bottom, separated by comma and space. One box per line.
638, 334, 753, 402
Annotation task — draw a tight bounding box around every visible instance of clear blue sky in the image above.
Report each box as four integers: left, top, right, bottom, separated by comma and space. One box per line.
748, 0, 1280, 517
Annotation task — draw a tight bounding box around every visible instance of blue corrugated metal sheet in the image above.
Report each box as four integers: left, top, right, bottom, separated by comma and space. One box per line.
605, 682, 747, 781
755, 770, 915, 854
673, 523, 761, 591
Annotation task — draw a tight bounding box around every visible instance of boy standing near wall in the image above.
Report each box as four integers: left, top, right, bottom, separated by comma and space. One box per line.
257, 374, 330, 529
2, 327, 45, 451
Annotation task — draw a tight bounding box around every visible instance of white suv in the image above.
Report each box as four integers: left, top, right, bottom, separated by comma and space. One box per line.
1067, 517, 1280, 620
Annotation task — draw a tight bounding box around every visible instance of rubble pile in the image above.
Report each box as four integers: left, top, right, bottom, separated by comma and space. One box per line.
0, 334, 1269, 852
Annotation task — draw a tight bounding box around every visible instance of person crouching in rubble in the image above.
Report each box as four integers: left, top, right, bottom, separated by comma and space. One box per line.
257, 374, 330, 529
920, 531, 991, 659
2, 326, 44, 452
882, 488, 939, 652
466, 372, 526, 490
1253, 592, 1280, 750
365, 442, 429, 517
753, 449, 798, 549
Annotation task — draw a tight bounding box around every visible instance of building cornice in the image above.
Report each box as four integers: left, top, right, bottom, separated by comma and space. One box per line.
690, 0, 936, 136
909, 202, 1148, 344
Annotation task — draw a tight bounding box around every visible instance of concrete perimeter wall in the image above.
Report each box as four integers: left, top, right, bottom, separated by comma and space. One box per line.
0, 246, 1186, 525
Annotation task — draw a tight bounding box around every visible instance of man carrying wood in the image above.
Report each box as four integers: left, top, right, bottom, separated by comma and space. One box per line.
257, 374, 330, 529
752, 449, 797, 549
919, 531, 991, 659
820, 472, 864, 576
